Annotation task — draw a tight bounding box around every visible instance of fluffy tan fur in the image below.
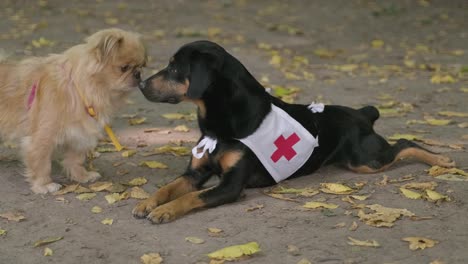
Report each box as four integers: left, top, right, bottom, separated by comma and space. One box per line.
0, 28, 147, 193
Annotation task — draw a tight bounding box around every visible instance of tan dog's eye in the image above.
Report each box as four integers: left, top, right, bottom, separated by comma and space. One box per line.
120, 65, 130, 73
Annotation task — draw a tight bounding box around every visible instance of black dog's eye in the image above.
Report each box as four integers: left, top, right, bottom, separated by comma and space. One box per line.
120, 65, 130, 73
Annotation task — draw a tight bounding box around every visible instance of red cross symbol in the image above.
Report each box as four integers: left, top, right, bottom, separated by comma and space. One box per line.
270, 133, 300, 163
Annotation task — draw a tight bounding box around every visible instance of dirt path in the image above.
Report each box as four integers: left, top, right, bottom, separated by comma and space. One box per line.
1, 1, 467, 263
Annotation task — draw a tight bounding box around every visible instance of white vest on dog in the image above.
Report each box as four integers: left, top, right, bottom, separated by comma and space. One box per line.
192, 103, 324, 183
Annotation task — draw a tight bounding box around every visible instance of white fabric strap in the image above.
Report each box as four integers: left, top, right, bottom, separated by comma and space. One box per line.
307, 102, 324, 113
192, 136, 218, 159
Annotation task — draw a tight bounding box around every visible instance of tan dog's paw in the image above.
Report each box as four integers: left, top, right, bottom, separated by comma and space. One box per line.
71, 171, 101, 183
436, 155, 456, 168
146, 205, 177, 224
31, 182, 62, 194
132, 198, 158, 219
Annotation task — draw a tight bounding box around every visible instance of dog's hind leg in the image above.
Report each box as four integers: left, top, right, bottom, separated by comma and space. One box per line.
144, 150, 246, 224
348, 138, 455, 173
132, 153, 213, 219
22, 135, 62, 194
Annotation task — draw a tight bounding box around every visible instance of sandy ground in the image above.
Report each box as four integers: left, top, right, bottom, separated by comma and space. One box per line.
1, 0, 467, 263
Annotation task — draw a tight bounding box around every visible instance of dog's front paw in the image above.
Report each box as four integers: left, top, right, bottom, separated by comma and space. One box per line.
72, 171, 101, 183
31, 182, 62, 194
146, 205, 177, 224
132, 198, 158, 219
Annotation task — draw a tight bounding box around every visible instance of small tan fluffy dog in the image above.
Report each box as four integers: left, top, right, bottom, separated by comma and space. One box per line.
0, 28, 147, 194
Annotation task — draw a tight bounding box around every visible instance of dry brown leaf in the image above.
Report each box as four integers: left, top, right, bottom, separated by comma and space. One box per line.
127, 177, 148, 186
101, 218, 113, 225
185, 236, 205, 244
53, 184, 79, 195
358, 204, 414, 227
264, 192, 299, 202
74, 186, 92, 194
207, 227, 223, 236
303, 201, 339, 209
400, 188, 422, 199
173, 125, 190, 132
349, 221, 358, 231
75, 193, 96, 201
130, 187, 150, 200
88, 181, 113, 192
140, 253, 163, 264
33, 236, 63, 247
128, 117, 147, 125
320, 183, 354, 194
287, 244, 301, 256
347, 236, 380, 247
245, 204, 264, 212
428, 166, 468, 177
401, 181, 437, 191
139, 161, 168, 169
402, 237, 438, 250
0, 211, 26, 222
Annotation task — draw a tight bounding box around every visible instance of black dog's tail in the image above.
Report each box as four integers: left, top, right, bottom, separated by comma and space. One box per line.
359, 106, 380, 124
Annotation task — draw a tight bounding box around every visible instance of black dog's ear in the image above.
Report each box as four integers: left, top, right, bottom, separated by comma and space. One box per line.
187, 55, 212, 99
187, 50, 224, 99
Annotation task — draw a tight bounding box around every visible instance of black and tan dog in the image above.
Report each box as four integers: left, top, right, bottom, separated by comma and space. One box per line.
133, 40, 455, 224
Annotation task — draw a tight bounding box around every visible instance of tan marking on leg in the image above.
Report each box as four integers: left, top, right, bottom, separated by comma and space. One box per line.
348, 147, 455, 174
190, 152, 209, 170
146, 190, 207, 224
219, 150, 243, 172
190, 99, 206, 118
132, 176, 196, 218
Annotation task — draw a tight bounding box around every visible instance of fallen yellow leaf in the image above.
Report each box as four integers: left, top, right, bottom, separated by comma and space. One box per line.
101, 218, 113, 225
139, 161, 168, 169
74, 186, 92, 194
402, 237, 438, 250
105, 193, 123, 204
161, 113, 196, 121
424, 118, 452, 126
425, 190, 449, 202
303, 201, 339, 209
88, 181, 113, 192
207, 242, 260, 261
0, 229, 6, 236
153, 145, 191, 156
185, 236, 205, 244
33, 237, 63, 247
130, 187, 150, 199
140, 253, 163, 264
53, 184, 79, 195
0, 211, 26, 222
431, 74, 456, 84
128, 117, 147, 126
173, 125, 190, 132
121, 150, 137, 157
350, 195, 370, 201
207, 228, 223, 235
428, 166, 468, 177
75, 193, 96, 201
371, 39, 384, 48
347, 236, 380, 247
127, 177, 148, 186
43, 247, 53, 256
91, 206, 102, 213
401, 182, 437, 190
400, 188, 422, 199
438, 111, 468, 118
358, 204, 414, 227
297, 258, 312, 264
320, 183, 354, 194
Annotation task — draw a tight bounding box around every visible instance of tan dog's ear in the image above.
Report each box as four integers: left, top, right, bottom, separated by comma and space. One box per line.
86, 29, 123, 64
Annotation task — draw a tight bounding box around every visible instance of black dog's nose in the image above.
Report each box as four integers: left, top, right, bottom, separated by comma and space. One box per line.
133, 71, 141, 80
139, 80, 146, 90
